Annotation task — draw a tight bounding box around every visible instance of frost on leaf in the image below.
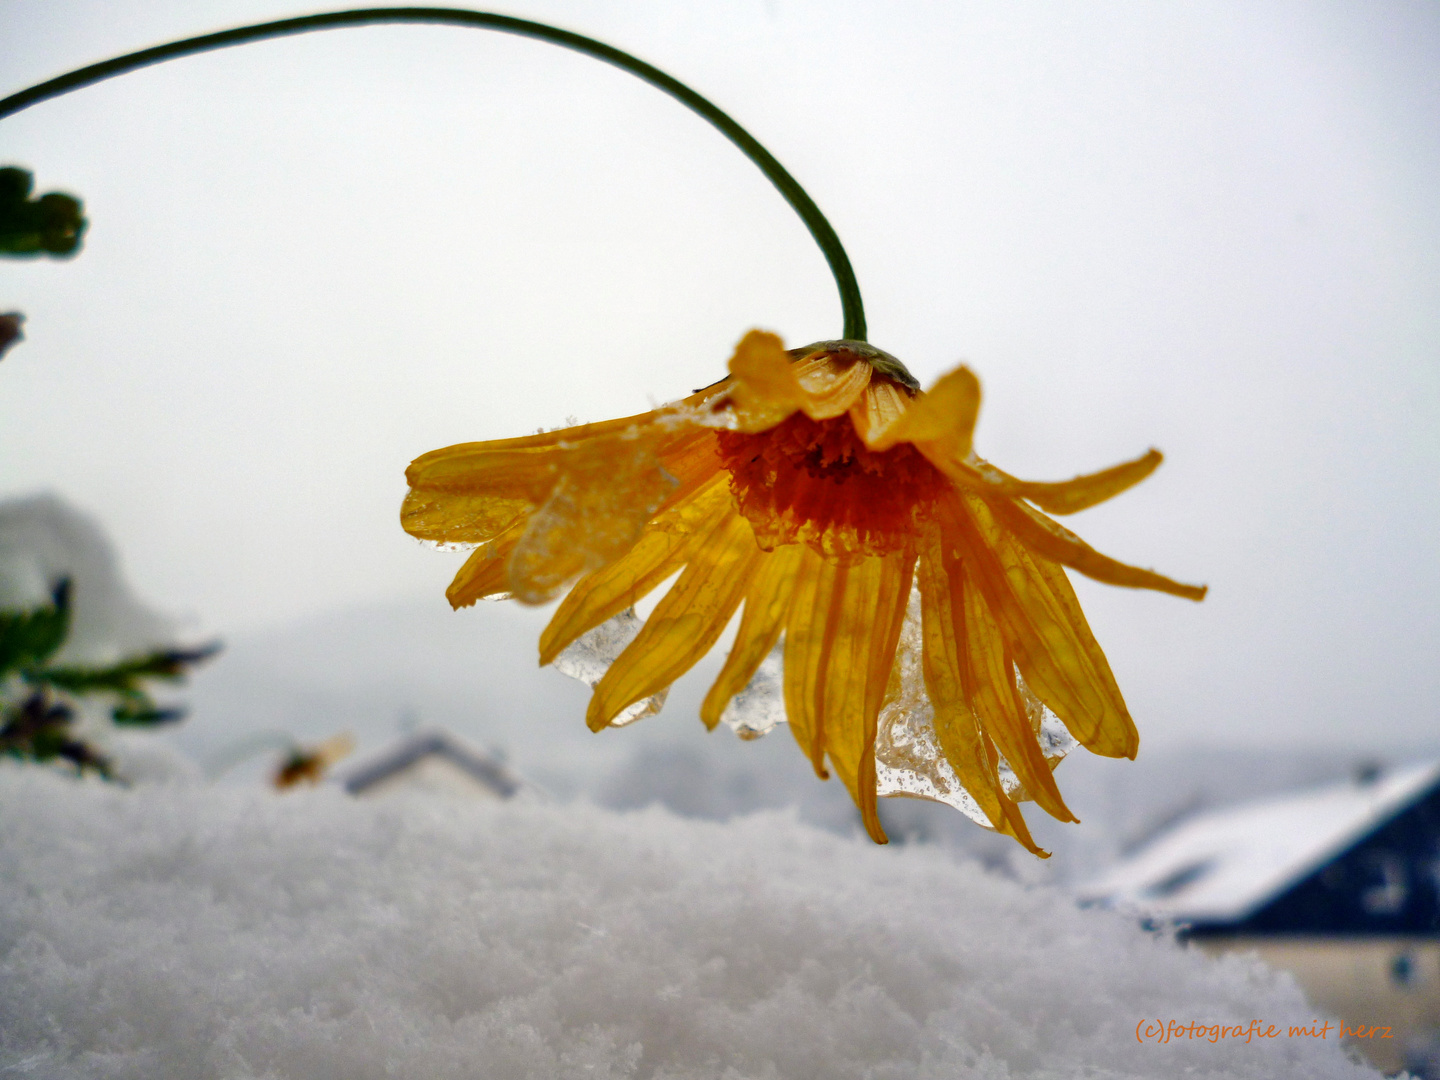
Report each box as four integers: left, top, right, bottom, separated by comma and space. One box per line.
720, 639, 787, 740
553, 607, 667, 726
875, 586, 994, 828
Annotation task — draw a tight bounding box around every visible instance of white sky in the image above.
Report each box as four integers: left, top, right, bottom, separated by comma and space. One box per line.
1, 0, 1437, 750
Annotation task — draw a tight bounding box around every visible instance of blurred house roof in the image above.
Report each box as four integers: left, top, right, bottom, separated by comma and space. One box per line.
339, 728, 521, 800
1080, 761, 1440, 929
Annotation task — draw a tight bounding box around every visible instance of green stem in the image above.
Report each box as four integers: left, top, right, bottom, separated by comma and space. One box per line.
0, 7, 867, 341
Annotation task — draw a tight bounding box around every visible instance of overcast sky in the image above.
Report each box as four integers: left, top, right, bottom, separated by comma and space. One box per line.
1, 0, 1437, 751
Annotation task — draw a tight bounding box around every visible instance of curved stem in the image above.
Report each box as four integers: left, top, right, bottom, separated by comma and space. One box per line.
0, 7, 867, 340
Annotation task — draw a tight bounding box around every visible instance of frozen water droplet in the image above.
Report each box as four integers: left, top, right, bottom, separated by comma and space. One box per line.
553, 607, 668, 726
874, 584, 995, 829
720, 638, 787, 740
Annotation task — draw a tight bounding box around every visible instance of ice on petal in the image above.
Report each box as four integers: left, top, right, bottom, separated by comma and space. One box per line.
1020, 671, 1079, 766
874, 584, 995, 829
875, 696, 994, 829
1039, 711, 1078, 762
553, 607, 668, 726
607, 693, 667, 727
720, 639, 787, 740
507, 430, 680, 604
994, 667, 1078, 802
993, 754, 1023, 804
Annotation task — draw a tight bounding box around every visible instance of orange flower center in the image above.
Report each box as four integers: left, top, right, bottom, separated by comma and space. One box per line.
716, 411, 949, 558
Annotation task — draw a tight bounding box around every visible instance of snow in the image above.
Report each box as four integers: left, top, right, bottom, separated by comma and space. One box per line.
0, 767, 1381, 1080
0, 493, 177, 665
1081, 762, 1440, 923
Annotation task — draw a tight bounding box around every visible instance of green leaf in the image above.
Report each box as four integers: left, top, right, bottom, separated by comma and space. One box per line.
38, 640, 221, 694
0, 688, 112, 778
0, 167, 87, 258
0, 578, 72, 676
112, 701, 187, 726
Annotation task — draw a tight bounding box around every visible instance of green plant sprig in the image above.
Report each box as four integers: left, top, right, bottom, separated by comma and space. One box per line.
0, 579, 220, 777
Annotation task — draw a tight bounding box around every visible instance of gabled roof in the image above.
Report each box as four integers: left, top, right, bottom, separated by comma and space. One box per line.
340, 729, 520, 799
1079, 761, 1440, 925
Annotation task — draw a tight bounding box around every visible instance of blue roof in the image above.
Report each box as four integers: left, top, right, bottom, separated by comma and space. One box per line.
1080, 761, 1440, 926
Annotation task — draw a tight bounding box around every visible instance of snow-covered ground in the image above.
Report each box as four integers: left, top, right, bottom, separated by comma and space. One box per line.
0, 766, 1381, 1080
0, 493, 1409, 1077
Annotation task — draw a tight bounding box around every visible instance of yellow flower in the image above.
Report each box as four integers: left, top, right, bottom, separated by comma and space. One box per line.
402, 331, 1204, 850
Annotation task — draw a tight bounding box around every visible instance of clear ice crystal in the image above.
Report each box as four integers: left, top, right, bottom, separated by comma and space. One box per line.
873, 584, 995, 829
873, 584, 1082, 827
1037, 707, 1079, 761
994, 671, 1079, 801
552, 607, 668, 726
720, 639, 787, 740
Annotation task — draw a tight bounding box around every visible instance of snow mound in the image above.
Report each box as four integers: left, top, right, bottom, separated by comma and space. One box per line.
0, 493, 176, 665
0, 769, 1377, 1080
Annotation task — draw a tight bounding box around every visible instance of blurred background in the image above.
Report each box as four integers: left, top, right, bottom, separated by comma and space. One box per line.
1, 0, 1438, 872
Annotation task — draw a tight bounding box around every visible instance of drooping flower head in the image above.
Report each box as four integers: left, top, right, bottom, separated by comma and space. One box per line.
0, 12, 1206, 847
403, 332, 1204, 850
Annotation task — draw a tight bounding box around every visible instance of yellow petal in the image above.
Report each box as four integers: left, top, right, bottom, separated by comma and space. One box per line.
782, 548, 841, 780
407, 412, 646, 476
982, 732, 1049, 857
816, 549, 914, 844
988, 496, 1207, 602
504, 426, 697, 604
867, 365, 981, 457
402, 427, 652, 547
791, 349, 873, 420
405, 411, 663, 504
700, 543, 804, 730
404, 389, 723, 547
586, 512, 761, 730
721, 330, 807, 432
847, 379, 913, 447
446, 513, 529, 608
950, 492, 1138, 758
716, 332, 874, 432
401, 490, 531, 546
1002, 449, 1164, 515
915, 528, 1046, 854
409, 378, 729, 476
538, 474, 732, 665
918, 445, 1166, 517
1016, 550, 1137, 758
955, 556, 1078, 824
653, 429, 726, 515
